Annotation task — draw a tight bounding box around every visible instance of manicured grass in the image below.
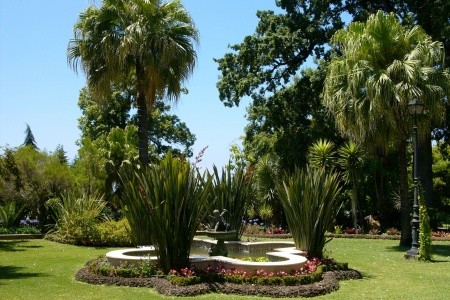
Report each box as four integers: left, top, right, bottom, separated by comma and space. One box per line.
0, 238, 449, 299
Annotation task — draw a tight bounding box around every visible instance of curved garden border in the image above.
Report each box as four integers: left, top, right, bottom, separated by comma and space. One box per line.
75, 265, 361, 298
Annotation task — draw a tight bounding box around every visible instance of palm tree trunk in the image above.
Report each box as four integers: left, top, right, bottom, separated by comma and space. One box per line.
136, 62, 149, 166
136, 90, 149, 166
398, 140, 412, 247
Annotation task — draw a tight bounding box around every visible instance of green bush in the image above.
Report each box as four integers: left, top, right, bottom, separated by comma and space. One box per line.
95, 218, 133, 247
0, 226, 41, 234
0, 201, 23, 228
48, 194, 106, 245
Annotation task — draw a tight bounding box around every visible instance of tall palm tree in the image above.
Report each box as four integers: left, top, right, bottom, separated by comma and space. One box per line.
323, 11, 449, 246
68, 0, 199, 165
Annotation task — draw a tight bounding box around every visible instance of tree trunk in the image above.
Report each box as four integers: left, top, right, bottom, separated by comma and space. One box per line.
418, 134, 433, 207
136, 90, 149, 166
351, 185, 358, 229
136, 62, 149, 166
398, 140, 412, 247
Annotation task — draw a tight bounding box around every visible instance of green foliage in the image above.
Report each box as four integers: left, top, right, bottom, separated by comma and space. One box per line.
276, 166, 343, 258
0, 146, 75, 227
48, 194, 106, 245
95, 218, 133, 247
308, 139, 337, 171
0, 226, 41, 234
118, 153, 213, 272
87, 257, 162, 278
324, 10, 449, 247
68, 0, 199, 165
0, 201, 23, 228
253, 156, 284, 226
72, 137, 106, 197
210, 165, 253, 239
418, 193, 433, 261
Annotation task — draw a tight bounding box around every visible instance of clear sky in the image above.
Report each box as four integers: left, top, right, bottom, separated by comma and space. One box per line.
0, 0, 281, 170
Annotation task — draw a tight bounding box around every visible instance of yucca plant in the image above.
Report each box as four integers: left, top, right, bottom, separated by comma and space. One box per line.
276, 166, 343, 258
210, 165, 253, 240
337, 141, 364, 229
50, 194, 106, 245
0, 201, 23, 228
118, 153, 213, 272
308, 139, 337, 171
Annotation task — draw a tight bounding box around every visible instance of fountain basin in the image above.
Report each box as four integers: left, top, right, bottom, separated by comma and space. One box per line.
106, 238, 307, 273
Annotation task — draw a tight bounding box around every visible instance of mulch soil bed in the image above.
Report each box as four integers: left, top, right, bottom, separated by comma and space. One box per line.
75, 265, 362, 298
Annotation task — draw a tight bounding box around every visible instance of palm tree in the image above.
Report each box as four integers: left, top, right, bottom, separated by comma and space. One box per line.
323, 11, 449, 246
68, 0, 199, 165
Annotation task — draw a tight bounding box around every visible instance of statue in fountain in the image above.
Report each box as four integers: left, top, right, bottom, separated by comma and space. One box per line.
212, 209, 230, 232
207, 209, 236, 257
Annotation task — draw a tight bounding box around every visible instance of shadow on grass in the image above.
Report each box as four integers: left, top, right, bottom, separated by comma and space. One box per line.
385, 244, 450, 262
431, 244, 450, 263
0, 265, 47, 281
0, 240, 28, 252
385, 245, 409, 253
0, 240, 42, 252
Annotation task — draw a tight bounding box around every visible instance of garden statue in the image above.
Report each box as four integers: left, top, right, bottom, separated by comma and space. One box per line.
207, 209, 236, 256
212, 209, 230, 232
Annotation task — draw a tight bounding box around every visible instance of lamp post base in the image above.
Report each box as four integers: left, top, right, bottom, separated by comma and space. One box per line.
404, 247, 418, 259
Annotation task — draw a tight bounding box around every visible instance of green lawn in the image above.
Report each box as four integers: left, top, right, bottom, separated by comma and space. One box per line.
1, 238, 449, 299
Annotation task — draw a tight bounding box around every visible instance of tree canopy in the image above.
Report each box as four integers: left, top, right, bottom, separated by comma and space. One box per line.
68, 0, 199, 165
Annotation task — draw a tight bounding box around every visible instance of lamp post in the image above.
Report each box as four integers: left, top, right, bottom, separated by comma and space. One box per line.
405, 99, 424, 259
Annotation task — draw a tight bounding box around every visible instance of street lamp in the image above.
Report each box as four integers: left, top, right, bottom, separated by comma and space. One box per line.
405, 99, 424, 259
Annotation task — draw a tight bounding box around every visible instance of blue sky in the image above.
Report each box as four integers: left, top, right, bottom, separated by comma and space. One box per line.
0, 0, 281, 170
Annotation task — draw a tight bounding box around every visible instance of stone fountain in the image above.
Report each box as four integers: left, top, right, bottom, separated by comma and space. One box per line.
206, 209, 236, 256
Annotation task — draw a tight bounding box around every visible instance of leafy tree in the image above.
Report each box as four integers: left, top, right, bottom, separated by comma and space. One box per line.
22, 124, 38, 149
241, 65, 344, 171
76, 85, 195, 199
0, 146, 75, 230
72, 137, 107, 197
323, 11, 449, 246
54, 144, 68, 165
68, 0, 199, 165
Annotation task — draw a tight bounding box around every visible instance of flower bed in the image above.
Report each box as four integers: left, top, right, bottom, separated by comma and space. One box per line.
76, 257, 361, 297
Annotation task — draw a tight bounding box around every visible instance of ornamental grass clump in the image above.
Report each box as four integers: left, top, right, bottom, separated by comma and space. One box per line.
276, 166, 343, 258
49, 194, 106, 245
118, 152, 213, 273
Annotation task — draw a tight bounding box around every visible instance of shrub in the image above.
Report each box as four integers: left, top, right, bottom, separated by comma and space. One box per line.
276, 166, 343, 258
95, 218, 133, 247
48, 194, 106, 245
118, 153, 213, 272
0, 201, 23, 228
